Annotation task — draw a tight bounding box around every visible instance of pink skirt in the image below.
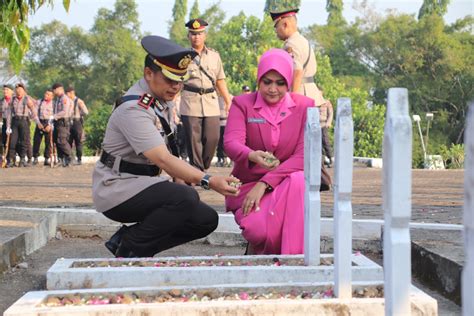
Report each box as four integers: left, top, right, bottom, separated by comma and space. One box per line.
225, 171, 305, 255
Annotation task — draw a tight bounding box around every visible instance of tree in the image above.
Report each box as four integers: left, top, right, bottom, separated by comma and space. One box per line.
326, 0, 346, 27
189, 0, 200, 20
418, 0, 450, 19
209, 12, 279, 94
0, 0, 70, 72
87, 0, 143, 106
264, 0, 301, 12
24, 21, 90, 99
169, 0, 188, 46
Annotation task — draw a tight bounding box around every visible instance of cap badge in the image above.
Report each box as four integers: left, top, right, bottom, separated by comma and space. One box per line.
178, 54, 192, 69
192, 20, 201, 29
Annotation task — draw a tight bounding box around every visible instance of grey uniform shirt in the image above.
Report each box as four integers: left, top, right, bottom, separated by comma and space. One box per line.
92, 78, 171, 212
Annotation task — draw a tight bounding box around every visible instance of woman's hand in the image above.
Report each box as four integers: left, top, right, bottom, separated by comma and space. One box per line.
248, 150, 280, 170
242, 182, 267, 216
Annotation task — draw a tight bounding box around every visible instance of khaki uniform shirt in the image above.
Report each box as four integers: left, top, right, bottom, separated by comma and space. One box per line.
71, 97, 89, 119
180, 46, 225, 117
284, 31, 325, 106
92, 78, 172, 212
6, 95, 37, 128
1, 97, 12, 120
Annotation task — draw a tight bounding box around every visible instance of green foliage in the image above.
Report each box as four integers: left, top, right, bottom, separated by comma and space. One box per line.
326, 0, 346, 27
24, 21, 90, 99
84, 104, 113, 155
315, 53, 384, 157
264, 0, 301, 12
0, 0, 70, 72
87, 0, 143, 106
189, 0, 200, 20
439, 143, 465, 169
208, 13, 280, 95
169, 0, 188, 46
418, 0, 450, 19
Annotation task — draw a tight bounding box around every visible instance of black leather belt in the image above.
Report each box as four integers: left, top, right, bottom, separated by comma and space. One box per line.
13, 116, 28, 120
183, 85, 215, 95
100, 150, 161, 177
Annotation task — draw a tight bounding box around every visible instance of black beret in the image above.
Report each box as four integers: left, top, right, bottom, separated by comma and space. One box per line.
65, 86, 75, 93
141, 35, 198, 82
15, 82, 26, 90
52, 83, 63, 90
3, 84, 14, 90
185, 18, 208, 32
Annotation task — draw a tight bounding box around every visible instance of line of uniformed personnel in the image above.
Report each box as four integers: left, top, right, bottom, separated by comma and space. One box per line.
0, 83, 89, 168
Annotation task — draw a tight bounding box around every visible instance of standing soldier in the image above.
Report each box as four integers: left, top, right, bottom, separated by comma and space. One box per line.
32, 89, 54, 166
1, 84, 14, 166
52, 83, 73, 167
6, 83, 37, 167
66, 87, 89, 165
93, 35, 239, 258
180, 18, 232, 171
269, 6, 326, 107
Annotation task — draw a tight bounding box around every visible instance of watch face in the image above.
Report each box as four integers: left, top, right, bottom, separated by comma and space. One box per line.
201, 175, 211, 190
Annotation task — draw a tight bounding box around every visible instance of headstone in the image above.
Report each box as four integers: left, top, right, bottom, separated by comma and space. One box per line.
304, 107, 321, 266
383, 88, 412, 316
333, 98, 354, 298
463, 103, 474, 316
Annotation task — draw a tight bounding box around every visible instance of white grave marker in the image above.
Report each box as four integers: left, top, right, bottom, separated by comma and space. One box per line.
334, 98, 354, 298
304, 107, 321, 266
383, 88, 412, 316
463, 103, 473, 316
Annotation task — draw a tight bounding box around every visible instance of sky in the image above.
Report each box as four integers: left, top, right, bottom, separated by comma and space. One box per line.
29, 0, 473, 37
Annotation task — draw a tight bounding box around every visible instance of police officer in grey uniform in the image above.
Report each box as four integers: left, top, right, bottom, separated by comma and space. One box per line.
52, 83, 73, 167
93, 36, 239, 258
66, 87, 89, 165
1, 84, 14, 165
6, 83, 37, 167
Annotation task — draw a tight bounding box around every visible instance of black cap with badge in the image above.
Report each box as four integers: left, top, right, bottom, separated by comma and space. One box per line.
141, 35, 198, 82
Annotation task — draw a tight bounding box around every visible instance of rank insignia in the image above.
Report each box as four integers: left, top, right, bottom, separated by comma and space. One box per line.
178, 54, 192, 69
138, 93, 153, 109
192, 20, 201, 29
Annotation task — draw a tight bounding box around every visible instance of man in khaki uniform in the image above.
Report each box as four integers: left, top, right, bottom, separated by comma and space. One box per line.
269, 8, 326, 107
66, 87, 89, 165
180, 18, 232, 171
93, 35, 239, 258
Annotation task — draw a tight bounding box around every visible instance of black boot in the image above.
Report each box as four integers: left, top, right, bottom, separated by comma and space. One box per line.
105, 225, 129, 255
33, 157, 38, 165
115, 241, 138, 258
44, 158, 51, 166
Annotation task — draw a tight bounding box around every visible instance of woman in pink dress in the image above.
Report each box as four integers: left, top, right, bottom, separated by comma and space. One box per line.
224, 48, 314, 255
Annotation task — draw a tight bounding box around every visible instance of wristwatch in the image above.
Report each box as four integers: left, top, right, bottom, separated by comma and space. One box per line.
200, 174, 212, 190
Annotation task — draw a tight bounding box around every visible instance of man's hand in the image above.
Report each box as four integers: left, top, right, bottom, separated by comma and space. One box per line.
209, 175, 240, 196
37, 122, 44, 130
44, 125, 52, 133
242, 182, 267, 215
248, 150, 280, 170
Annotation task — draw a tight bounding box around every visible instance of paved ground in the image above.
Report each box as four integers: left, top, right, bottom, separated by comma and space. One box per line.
0, 163, 464, 223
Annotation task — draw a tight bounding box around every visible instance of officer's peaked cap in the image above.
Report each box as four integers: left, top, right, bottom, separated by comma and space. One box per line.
185, 18, 208, 32
141, 35, 198, 82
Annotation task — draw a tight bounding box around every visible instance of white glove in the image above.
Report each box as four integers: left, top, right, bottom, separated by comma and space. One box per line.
0, 121, 3, 128
48, 116, 55, 125
6, 128, 12, 135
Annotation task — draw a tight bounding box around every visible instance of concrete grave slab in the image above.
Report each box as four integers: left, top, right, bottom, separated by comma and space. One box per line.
5, 282, 437, 316
46, 254, 383, 290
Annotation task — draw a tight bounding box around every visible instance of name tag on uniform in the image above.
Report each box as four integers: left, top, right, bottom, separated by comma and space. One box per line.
248, 118, 266, 124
